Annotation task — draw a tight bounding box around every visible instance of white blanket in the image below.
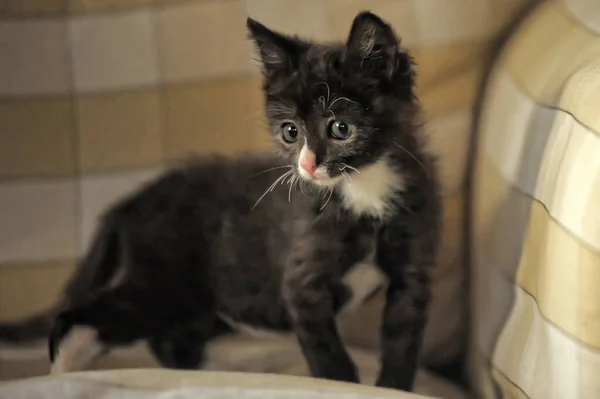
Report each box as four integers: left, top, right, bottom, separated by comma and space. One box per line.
0, 370, 434, 399
0, 334, 466, 398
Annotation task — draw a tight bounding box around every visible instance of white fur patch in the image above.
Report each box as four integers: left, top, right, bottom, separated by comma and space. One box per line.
339, 262, 388, 315
50, 326, 103, 375
217, 313, 292, 340
340, 158, 405, 219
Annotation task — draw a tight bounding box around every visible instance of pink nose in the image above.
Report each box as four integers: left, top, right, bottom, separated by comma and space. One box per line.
300, 155, 316, 175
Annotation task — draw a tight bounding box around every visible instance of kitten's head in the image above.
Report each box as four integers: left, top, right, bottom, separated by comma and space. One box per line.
247, 12, 418, 188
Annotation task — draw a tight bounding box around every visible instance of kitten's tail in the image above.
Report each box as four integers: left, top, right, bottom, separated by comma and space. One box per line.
0, 214, 122, 344
0, 311, 59, 343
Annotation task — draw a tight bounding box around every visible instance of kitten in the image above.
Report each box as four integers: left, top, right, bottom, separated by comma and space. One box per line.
0, 12, 440, 391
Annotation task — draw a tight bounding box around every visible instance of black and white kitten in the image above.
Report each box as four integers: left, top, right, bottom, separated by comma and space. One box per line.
0, 12, 441, 391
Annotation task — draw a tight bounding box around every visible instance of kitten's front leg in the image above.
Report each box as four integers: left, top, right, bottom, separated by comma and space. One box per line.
282, 234, 358, 383
375, 202, 440, 391
375, 253, 432, 391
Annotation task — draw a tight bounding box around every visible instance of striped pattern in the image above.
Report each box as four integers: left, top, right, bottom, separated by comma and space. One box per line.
470, 0, 600, 397
0, 0, 523, 391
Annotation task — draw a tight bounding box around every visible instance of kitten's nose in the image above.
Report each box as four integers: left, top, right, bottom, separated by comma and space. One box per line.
300, 149, 317, 175
300, 157, 316, 175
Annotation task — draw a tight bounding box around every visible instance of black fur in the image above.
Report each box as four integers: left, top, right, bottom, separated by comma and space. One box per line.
1, 12, 441, 392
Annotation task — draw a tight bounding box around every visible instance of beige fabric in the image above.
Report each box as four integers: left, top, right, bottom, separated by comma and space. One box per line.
0, 0, 530, 362
469, 0, 600, 397
0, 335, 467, 399
0, 369, 434, 399
0, 0, 530, 396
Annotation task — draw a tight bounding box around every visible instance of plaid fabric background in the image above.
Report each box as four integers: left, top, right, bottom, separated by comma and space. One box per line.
470, 0, 600, 397
0, 0, 528, 386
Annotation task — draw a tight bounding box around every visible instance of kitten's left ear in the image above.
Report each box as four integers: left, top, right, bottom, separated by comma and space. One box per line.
344, 12, 401, 79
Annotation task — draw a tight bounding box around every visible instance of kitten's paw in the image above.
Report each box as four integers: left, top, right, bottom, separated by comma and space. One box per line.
375, 372, 413, 391
48, 310, 102, 375
148, 335, 205, 370
316, 358, 360, 384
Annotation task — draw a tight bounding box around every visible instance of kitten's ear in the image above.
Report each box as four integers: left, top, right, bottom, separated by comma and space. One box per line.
344, 12, 401, 79
247, 18, 308, 79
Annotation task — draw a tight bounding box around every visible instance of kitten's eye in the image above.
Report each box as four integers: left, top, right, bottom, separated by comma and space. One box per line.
281, 123, 299, 143
329, 120, 352, 140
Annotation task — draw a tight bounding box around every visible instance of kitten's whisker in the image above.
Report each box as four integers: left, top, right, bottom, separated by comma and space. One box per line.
266, 110, 293, 118
270, 171, 293, 192
299, 180, 308, 197
252, 170, 293, 210
329, 97, 359, 108
392, 141, 428, 175
272, 95, 294, 107
281, 173, 293, 186
285, 173, 295, 185
288, 176, 295, 202
341, 163, 360, 174
320, 188, 334, 210
266, 105, 293, 113
399, 202, 415, 216
338, 165, 353, 181
317, 82, 331, 107
251, 165, 293, 178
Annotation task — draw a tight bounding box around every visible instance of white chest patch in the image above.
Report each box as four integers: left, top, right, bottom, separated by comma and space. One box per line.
339, 158, 405, 219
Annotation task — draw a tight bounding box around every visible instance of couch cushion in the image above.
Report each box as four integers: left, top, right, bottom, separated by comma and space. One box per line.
0, 369, 435, 399
470, 0, 600, 397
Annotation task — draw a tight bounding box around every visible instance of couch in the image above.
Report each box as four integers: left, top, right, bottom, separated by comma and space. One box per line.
1, 0, 599, 398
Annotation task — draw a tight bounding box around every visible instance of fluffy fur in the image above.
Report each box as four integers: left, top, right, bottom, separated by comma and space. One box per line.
0, 12, 441, 391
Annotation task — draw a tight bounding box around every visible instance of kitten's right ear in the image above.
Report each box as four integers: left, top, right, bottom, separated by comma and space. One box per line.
246, 18, 307, 79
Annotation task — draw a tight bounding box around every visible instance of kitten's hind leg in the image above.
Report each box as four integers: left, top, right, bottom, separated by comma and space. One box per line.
148, 317, 231, 370
49, 284, 184, 375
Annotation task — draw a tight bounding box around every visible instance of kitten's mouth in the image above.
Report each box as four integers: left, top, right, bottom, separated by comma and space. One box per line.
297, 166, 342, 187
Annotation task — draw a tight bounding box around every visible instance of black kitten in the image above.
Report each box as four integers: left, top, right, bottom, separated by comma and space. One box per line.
0, 12, 441, 391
